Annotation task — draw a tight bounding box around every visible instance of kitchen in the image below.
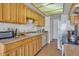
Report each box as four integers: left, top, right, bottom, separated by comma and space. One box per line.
0, 3, 79, 56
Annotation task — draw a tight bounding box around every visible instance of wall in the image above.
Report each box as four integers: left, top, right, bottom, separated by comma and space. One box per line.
44, 16, 51, 43
0, 23, 38, 32
50, 14, 61, 40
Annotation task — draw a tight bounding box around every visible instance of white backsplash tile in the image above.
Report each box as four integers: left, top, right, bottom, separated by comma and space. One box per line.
0, 23, 43, 32
0, 23, 38, 32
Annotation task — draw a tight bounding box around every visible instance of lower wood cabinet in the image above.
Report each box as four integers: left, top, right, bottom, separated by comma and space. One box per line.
0, 34, 42, 56
28, 38, 34, 56
33, 37, 37, 55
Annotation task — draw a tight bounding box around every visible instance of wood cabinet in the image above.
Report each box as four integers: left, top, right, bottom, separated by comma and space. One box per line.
33, 37, 37, 55
3, 3, 10, 22
74, 16, 79, 24
22, 4, 27, 23
70, 16, 75, 24
10, 3, 17, 23
34, 14, 45, 26
70, 15, 79, 25
0, 3, 2, 22
17, 3, 27, 24
26, 6, 45, 26
26, 7, 31, 18
0, 34, 42, 56
17, 3, 23, 24
0, 3, 45, 26
38, 16, 45, 26
28, 38, 34, 56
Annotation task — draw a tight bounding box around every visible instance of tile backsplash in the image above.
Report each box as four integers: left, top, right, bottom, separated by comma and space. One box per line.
0, 23, 39, 32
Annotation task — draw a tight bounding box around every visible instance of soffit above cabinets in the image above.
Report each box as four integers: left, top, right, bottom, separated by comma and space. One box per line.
32, 3, 64, 16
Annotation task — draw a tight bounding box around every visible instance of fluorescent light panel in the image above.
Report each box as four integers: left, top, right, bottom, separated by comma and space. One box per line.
32, 3, 63, 15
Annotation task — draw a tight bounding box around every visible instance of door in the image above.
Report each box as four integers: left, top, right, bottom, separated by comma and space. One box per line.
3, 3, 10, 22
0, 3, 2, 22
10, 3, 17, 23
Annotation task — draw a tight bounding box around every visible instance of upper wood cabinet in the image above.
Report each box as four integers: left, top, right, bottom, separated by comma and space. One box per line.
22, 4, 27, 24
0, 3, 44, 26
17, 4, 27, 24
10, 3, 17, 23
74, 16, 79, 24
70, 15, 79, 25
70, 16, 74, 24
17, 3, 23, 24
3, 3, 10, 22
0, 3, 2, 22
26, 7, 31, 18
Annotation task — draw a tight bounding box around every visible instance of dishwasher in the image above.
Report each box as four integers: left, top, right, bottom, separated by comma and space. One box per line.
42, 32, 47, 47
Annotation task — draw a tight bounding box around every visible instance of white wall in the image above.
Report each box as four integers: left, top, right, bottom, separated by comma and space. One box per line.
0, 23, 38, 32
44, 16, 51, 43
50, 14, 61, 40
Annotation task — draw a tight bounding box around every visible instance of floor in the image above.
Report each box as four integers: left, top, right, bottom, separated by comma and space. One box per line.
36, 40, 61, 56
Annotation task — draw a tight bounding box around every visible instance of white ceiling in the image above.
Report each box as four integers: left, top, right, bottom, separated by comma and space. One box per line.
25, 3, 72, 16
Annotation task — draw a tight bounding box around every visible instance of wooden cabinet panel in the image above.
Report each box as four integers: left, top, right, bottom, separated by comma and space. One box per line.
17, 4, 26, 24
37, 38, 39, 52
37, 35, 42, 51
39, 16, 44, 26
33, 38, 37, 55
0, 3, 2, 22
70, 15, 79, 25
26, 7, 31, 18
22, 4, 27, 24
0, 34, 42, 56
10, 3, 17, 23
24, 44, 28, 56
0, 3, 44, 25
17, 3, 22, 24
70, 16, 75, 24
3, 3, 10, 22
28, 39, 34, 56
75, 16, 79, 24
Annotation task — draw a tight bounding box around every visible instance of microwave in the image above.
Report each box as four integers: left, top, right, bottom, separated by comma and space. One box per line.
0, 31, 14, 39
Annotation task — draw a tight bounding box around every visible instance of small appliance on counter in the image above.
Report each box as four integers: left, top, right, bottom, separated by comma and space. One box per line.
0, 31, 14, 39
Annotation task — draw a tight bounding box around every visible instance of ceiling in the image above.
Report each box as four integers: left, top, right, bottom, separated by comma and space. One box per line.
32, 3, 64, 16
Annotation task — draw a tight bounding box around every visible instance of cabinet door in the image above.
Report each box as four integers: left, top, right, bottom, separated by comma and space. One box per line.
37, 35, 42, 51
10, 3, 17, 23
39, 35, 42, 49
22, 4, 27, 24
24, 44, 28, 56
17, 3, 22, 24
38, 16, 44, 26
70, 16, 75, 24
33, 38, 37, 55
24, 39, 29, 56
75, 16, 79, 24
3, 3, 10, 22
26, 7, 31, 18
0, 3, 2, 22
28, 39, 34, 56
17, 4, 26, 24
